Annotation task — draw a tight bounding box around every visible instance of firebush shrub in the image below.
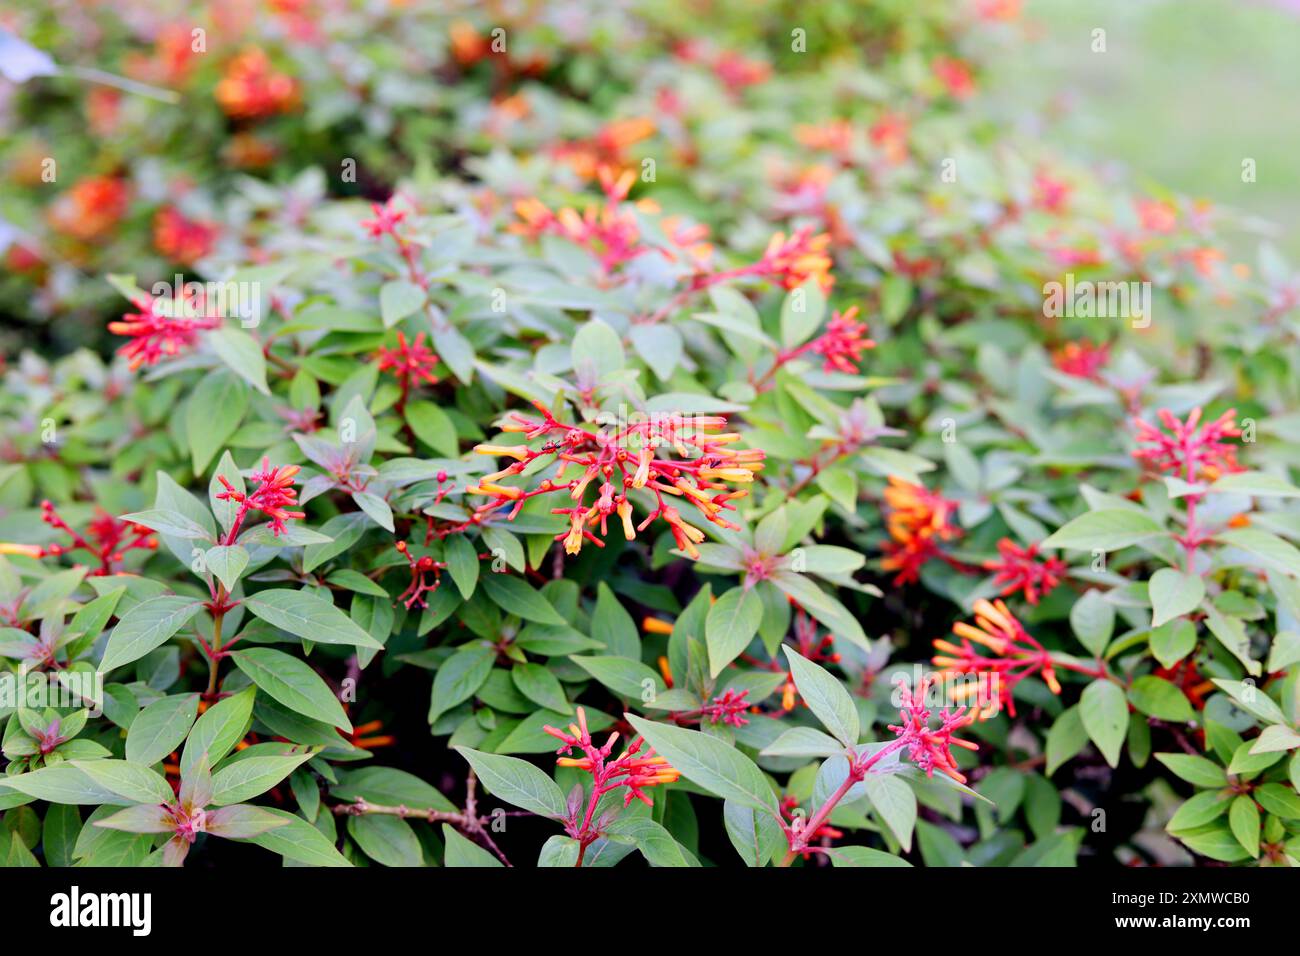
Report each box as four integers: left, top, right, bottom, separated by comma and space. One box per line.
1, 1, 1298, 869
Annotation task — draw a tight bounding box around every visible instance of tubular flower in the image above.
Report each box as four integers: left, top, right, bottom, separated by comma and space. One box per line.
879, 476, 961, 585
932, 598, 1061, 719
467, 402, 762, 558
108, 294, 223, 371
984, 538, 1068, 606
888, 675, 978, 783
542, 708, 679, 864
1052, 339, 1110, 381
1131, 407, 1243, 482
781, 795, 843, 857
215, 457, 306, 539
153, 206, 219, 264
16, 501, 159, 576
215, 48, 299, 119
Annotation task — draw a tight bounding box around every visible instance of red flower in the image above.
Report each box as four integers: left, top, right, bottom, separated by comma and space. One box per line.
47, 176, 129, 242
1131, 407, 1243, 482
23, 501, 158, 576
932, 56, 976, 100
887, 674, 977, 783
392, 539, 446, 610
700, 688, 751, 728
361, 198, 407, 238
215, 48, 299, 119
107, 295, 222, 371
153, 206, 219, 264
215, 458, 306, 539
984, 538, 1067, 605
810, 306, 875, 374
1052, 339, 1110, 381
375, 331, 440, 390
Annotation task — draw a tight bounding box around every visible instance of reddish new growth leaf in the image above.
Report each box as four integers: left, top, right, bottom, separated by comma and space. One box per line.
933, 598, 1063, 719
1131, 406, 1243, 482
215, 457, 306, 541
543, 707, 680, 864
108, 294, 223, 371
879, 475, 961, 585
469, 402, 763, 558
984, 538, 1067, 606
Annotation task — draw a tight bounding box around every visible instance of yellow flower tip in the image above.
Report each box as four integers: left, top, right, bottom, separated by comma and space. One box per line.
1042, 667, 1062, 695
474, 444, 528, 461
0, 543, 42, 558
642, 616, 674, 635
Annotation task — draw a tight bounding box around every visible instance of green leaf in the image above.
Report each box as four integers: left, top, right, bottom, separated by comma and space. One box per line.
244, 589, 383, 649
119, 509, 213, 541
1177, 823, 1251, 862
1043, 509, 1164, 552
126, 693, 200, 767
603, 816, 693, 867
827, 845, 911, 867
591, 583, 639, 659
511, 662, 571, 714
1045, 705, 1088, 775
572, 655, 664, 704
1249, 724, 1300, 754
1148, 568, 1205, 627
209, 326, 270, 394
100, 596, 205, 673
379, 279, 426, 327
428, 645, 495, 724
782, 646, 858, 748
71, 759, 172, 805
1080, 679, 1128, 768
232, 647, 351, 731
454, 747, 566, 819
187, 370, 249, 476
1069, 590, 1114, 656
1127, 676, 1194, 723
1149, 618, 1197, 669
1255, 782, 1300, 819
1167, 791, 1232, 832
625, 715, 777, 814
1219, 527, 1300, 577
1228, 795, 1260, 858
779, 278, 826, 349
1154, 753, 1229, 789
210, 752, 314, 806
479, 574, 565, 625
241, 807, 351, 866
1208, 472, 1300, 498
864, 773, 917, 851
205, 545, 249, 593
759, 727, 844, 758
181, 686, 255, 776
443, 534, 479, 600
442, 823, 503, 867
722, 799, 786, 866
0, 766, 126, 805
348, 814, 423, 866
705, 587, 763, 677
406, 400, 459, 457
770, 570, 870, 652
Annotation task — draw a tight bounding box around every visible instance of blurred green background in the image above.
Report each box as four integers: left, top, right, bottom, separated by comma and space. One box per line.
987, 0, 1300, 257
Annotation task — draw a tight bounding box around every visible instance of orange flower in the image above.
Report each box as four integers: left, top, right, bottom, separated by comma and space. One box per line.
47, 176, 129, 242
216, 48, 299, 119
933, 598, 1061, 718
880, 476, 960, 584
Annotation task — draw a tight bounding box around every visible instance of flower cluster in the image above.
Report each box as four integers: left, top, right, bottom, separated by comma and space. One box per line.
392, 540, 446, 610
215, 458, 306, 540
879, 476, 961, 585
107, 294, 223, 371
216, 48, 300, 119
887, 674, 978, 783
753, 227, 835, 291
984, 538, 1068, 606
1052, 339, 1111, 381
1, 501, 159, 576
47, 176, 129, 242
932, 598, 1060, 718
1131, 407, 1243, 482
153, 206, 219, 264
550, 117, 656, 180
699, 688, 751, 727
543, 708, 679, 864
469, 402, 763, 558
375, 331, 441, 405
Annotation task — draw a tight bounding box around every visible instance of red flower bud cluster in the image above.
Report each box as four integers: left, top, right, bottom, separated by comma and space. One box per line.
1131, 406, 1243, 483
5, 501, 159, 576
983, 538, 1067, 606
108, 294, 223, 371
393, 539, 447, 610
215, 458, 306, 541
